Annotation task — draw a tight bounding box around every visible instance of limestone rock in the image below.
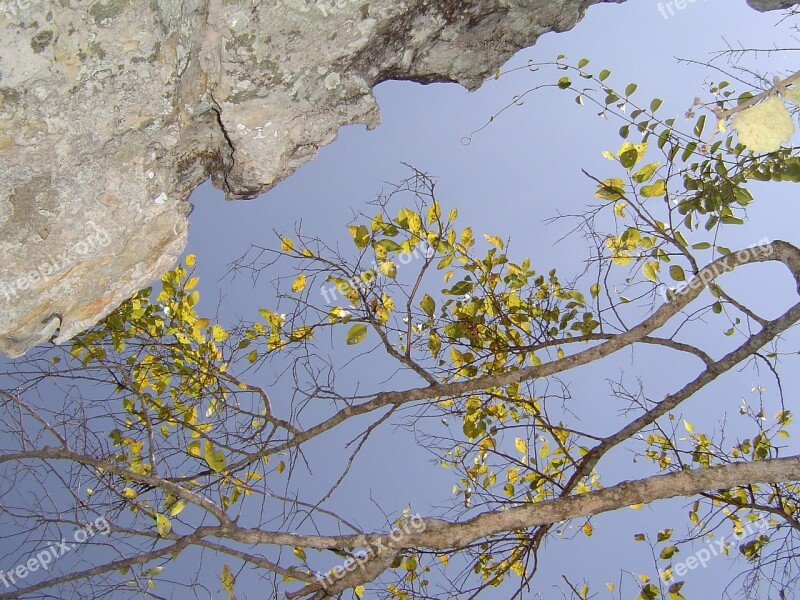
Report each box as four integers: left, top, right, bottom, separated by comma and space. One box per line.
0, 0, 794, 357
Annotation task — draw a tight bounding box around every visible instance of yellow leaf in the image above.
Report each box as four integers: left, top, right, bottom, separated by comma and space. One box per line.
731, 96, 795, 153
426, 202, 440, 225
582, 521, 593, 537
156, 513, 171, 536
379, 261, 397, 278
643, 261, 659, 283
170, 500, 187, 517
204, 441, 226, 473
355, 585, 365, 599
221, 564, 235, 592
277, 460, 285, 474
683, 419, 695, 434
291, 274, 307, 293
293, 547, 306, 561
122, 487, 137, 499
613, 202, 627, 218
483, 234, 504, 249
514, 437, 528, 454
556, 347, 565, 360
211, 324, 229, 342
280, 237, 295, 253
184, 254, 196, 267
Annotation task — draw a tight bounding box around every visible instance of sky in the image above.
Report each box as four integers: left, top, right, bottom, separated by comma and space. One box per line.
2, 0, 800, 598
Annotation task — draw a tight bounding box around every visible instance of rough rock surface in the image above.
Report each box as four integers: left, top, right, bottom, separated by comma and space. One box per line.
0, 0, 794, 357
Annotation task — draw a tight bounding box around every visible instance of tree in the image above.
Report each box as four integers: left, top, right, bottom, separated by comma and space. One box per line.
1, 53, 800, 600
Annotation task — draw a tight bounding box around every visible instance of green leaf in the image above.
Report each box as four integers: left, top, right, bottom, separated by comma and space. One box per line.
669, 265, 686, 281
632, 162, 660, 183
640, 179, 667, 198
346, 324, 368, 345
420, 294, 436, 317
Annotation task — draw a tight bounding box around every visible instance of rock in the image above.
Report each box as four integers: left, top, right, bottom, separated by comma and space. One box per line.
0, 0, 794, 357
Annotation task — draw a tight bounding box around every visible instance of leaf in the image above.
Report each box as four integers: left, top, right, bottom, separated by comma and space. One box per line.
483, 234, 504, 249
221, 564, 235, 593
354, 585, 365, 599
276, 460, 285, 474
280, 237, 295, 253
640, 179, 667, 198
170, 500, 187, 517
204, 441, 226, 473
613, 202, 627, 218
669, 265, 686, 281
683, 419, 695, 434
632, 161, 660, 183
184, 254, 196, 267
291, 274, 307, 293
156, 513, 171, 536
514, 437, 528, 454
660, 545, 679, 559
348, 225, 370, 249
122, 487, 137, 499
211, 324, 229, 342
420, 294, 436, 317
379, 261, 397, 279
346, 324, 368, 345
428, 331, 442, 356
293, 547, 307, 561
595, 178, 626, 201
643, 261, 659, 283
731, 96, 795, 153
657, 529, 673, 541
590, 283, 600, 298
582, 521, 594, 537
